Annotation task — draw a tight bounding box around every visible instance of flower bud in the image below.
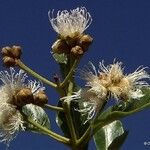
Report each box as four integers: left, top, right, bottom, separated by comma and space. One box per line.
34, 91, 48, 106
71, 46, 83, 57
3, 56, 16, 67
12, 45, 22, 59
65, 33, 80, 47
14, 88, 34, 107
1, 46, 13, 56
52, 39, 69, 54
1, 45, 22, 68
78, 34, 93, 51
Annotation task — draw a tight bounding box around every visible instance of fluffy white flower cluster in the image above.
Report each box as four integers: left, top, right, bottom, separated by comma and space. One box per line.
83, 61, 149, 100
0, 68, 45, 145
48, 7, 92, 38
63, 61, 150, 123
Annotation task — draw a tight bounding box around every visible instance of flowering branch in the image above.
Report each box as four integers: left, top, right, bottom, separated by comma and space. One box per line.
16, 60, 57, 88
27, 117, 70, 145
1, 6, 150, 150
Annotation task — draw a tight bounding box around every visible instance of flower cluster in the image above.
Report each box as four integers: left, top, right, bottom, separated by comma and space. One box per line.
48, 7, 92, 38
64, 61, 150, 123
82, 61, 149, 101
49, 7, 93, 57
1, 46, 22, 67
0, 68, 45, 144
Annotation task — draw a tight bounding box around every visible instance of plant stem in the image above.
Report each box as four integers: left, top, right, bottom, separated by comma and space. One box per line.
16, 60, 57, 88
27, 117, 70, 145
63, 101, 77, 145
60, 59, 79, 88
44, 104, 64, 112
76, 126, 91, 146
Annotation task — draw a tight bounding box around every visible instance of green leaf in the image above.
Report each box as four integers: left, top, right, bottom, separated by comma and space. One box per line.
126, 88, 150, 110
94, 120, 125, 150
52, 53, 68, 64
108, 130, 128, 150
22, 104, 50, 133
93, 88, 150, 135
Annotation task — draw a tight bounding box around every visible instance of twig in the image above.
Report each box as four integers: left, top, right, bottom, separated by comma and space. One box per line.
44, 104, 64, 112
60, 59, 79, 88
27, 117, 70, 145
16, 60, 57, 88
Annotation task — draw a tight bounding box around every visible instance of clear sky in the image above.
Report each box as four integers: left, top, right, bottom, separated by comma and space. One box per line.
0, 0, 150, 150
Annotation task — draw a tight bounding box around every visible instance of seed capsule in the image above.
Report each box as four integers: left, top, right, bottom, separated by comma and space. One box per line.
12, 45, 22, 59
65, 33, 80, 47
14, 88, 34, 107
1, 45, 22, 67
78, 34, 93, 51
1, 46, 13, 56
3, 56, 16, 67
71, 45, 83, 57
34, 91, 48, 106
52, 39, 69, 54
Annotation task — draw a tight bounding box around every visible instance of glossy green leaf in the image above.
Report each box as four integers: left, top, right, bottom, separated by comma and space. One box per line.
52, 53, 68, 64
94, 120, 124, 150
22, 104, 50, 132
108, 130, 128, 150
93, 88, 150, 135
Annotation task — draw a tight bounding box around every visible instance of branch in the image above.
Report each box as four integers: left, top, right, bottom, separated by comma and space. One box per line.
76, 126, 91, 146
63, 101, 77, 144
16, 60, 57, 88
27, 117, 70, 145
60, 59, 79, 88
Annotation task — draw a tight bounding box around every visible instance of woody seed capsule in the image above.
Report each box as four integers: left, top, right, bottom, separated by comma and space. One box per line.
14, 88, 34, 107
71, 45, 83, 57
12, 45, 22, 59
34, 91, 48, 106
3, 56, 16, 67
1, 46, 13, 56
78, 34, 93, 51
52, 39, 69, 54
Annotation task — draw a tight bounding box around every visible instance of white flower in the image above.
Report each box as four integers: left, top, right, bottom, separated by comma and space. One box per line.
63, 61, 149, 123
0, 68, 45, 104
0, 103, 24, 145
61, 89, 106, 123
62, 61, 149, 123
0, 68, 45, 144
48, 7, 92, 38
81, 61, 150, 101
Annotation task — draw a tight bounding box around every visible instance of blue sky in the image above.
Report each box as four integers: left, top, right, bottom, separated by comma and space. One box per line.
0, 0, 150, 149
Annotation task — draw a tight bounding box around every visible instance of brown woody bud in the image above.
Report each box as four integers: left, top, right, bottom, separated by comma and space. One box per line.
1, 45, 22, 68
34, 91, 48, 106
65, 34, 80, 47
3, 56, 16, 67
78, 34, 93, 51
71, 46, 83, 57
14, 88, 34, 107
12, 45, 22, 59
52, 39, 69, 54
1, 46, 13, 56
